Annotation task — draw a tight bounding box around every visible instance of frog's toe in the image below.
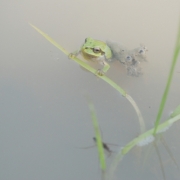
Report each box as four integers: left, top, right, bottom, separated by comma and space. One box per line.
95, 69, 104, 76
68, 53, 76, 59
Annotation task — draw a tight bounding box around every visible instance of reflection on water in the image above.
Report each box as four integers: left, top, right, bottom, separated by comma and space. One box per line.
107, 41, 148, 76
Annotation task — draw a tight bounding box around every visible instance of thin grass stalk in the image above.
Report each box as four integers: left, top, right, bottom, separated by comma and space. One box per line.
88, 99, 106, 171
154, 21, 180, 134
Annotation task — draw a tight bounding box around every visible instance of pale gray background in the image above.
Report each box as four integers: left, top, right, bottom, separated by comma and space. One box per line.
0, 0, 180, 180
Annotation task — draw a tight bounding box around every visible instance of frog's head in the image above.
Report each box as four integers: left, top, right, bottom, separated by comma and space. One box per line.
81, 37, 112, 60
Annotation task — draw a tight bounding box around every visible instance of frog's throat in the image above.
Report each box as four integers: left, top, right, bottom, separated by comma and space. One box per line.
81, 51, 104, 61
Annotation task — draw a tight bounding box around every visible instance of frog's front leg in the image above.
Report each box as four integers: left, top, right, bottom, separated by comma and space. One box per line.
68, 49, 81, 59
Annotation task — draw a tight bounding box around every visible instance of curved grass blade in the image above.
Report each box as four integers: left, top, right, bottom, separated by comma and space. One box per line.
29, 23, 145, 133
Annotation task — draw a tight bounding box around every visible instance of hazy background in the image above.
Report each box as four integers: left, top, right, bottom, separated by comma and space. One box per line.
0, 0, 180, 180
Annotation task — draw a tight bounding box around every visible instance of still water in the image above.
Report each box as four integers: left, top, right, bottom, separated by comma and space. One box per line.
0, 0, 180, 180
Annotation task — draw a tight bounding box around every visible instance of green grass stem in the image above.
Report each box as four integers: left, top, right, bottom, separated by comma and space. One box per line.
153, 21, 180, 135
87, 99, 106, 171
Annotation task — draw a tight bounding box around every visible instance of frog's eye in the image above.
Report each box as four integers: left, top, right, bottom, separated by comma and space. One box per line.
93, 47, 101, 53
85, 38, 88, 42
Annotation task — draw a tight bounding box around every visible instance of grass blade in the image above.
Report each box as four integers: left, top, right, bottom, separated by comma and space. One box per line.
87, 99, 106, 171
154, 21, 180, 134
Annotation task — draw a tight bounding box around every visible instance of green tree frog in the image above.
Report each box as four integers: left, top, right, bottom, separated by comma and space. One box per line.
71, 37, 112, 76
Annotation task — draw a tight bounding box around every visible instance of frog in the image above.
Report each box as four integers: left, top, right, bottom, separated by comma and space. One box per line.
71, 37, 112, 76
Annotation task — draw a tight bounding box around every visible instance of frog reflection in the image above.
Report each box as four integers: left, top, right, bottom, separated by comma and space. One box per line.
133, 44, 148, 61
106, 40, 147, 76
